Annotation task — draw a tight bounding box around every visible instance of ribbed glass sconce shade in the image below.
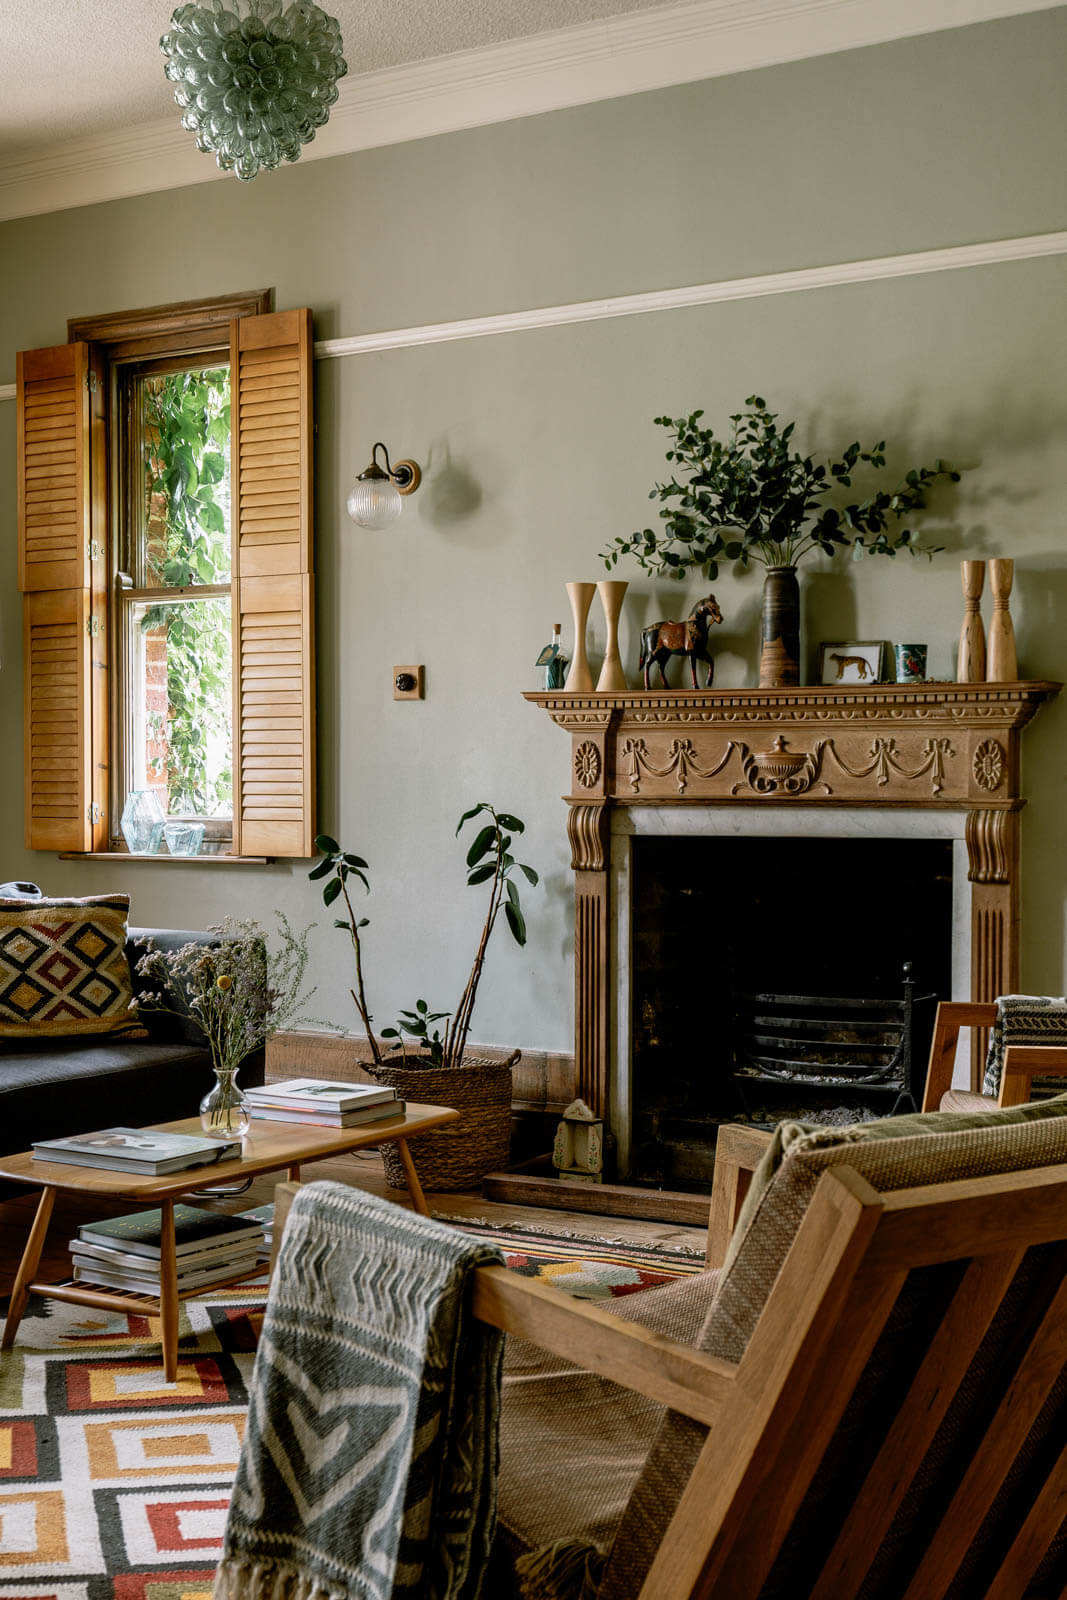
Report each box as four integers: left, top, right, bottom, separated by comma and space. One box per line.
346, 476, 403, 530
161, 0, 347, 182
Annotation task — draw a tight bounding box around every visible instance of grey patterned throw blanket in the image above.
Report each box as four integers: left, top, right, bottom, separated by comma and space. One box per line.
983, 993, 1067, 1096
213, 1181, 505, 1600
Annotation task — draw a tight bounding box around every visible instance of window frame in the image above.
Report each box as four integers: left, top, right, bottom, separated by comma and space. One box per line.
18, 289, 317, 862
69, 292, 272, 857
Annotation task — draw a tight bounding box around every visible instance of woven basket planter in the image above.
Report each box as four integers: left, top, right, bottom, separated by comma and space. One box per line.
373, 1050, 520, 1192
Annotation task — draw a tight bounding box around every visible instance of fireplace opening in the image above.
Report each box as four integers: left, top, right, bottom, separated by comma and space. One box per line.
628, 836, 953, 1188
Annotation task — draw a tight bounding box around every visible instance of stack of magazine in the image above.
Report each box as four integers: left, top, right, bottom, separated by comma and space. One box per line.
33, 1127, 242, 1174
244, 1078, 405, 1128
70, 1205, 265, 1295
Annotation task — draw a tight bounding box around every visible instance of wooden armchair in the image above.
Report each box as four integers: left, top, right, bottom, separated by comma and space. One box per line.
921, 999, 1067, 1111
271, 1100, 1067, 1599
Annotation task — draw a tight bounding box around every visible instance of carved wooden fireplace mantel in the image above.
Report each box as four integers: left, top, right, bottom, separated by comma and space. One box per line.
525, 681, 1060, 1117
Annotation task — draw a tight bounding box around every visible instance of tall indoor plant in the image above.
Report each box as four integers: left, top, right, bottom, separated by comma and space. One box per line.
310, 803, 539, 1189
603, 396, 960, 686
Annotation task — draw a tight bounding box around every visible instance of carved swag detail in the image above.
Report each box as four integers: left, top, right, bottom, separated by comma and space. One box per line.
620, 734, 956, 796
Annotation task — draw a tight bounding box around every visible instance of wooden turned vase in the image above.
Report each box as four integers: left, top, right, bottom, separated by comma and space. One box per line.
957, 560, 986, 682
595, 580, 629, 692
987, 558, 1018, 681
759, 566, 800, 687
564, 582, 595, 692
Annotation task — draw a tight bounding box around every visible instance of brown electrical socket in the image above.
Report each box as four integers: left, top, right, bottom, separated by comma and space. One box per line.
393, 665, 424, 700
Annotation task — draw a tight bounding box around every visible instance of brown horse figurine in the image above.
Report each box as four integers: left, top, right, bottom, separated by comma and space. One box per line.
639, 594, 724, 688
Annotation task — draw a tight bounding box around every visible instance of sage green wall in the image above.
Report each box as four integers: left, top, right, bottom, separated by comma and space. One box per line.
1, 10, 1064, 1048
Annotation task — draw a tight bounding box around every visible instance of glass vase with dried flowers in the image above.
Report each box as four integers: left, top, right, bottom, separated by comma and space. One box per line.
135, 914, 318, 1137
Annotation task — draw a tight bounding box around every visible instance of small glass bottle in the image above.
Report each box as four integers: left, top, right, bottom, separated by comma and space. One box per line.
535, 624, 569, 690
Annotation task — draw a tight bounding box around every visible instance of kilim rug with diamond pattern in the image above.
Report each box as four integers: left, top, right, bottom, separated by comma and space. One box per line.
0, 1218, 701, 1592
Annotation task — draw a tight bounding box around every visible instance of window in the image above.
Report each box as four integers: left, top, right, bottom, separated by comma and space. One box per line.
17, 295, 316, 860
119, 360, 234, 837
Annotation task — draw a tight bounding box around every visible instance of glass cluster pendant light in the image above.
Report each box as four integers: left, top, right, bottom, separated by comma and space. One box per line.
161, 0, 348, 182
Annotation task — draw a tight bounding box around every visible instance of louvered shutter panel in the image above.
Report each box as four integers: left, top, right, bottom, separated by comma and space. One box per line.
18, 342, 104, 853
23, 589, 92, 852
17, 343, 91, 593
231, 308, 315, 857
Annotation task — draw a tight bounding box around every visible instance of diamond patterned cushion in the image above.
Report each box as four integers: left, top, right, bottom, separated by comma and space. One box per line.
0, 894, 143, 1039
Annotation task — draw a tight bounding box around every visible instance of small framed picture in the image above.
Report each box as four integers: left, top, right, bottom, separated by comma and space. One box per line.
818, 641, 886, 685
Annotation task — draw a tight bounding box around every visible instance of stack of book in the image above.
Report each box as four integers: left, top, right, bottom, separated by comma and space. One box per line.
70, 1205, 265, 1295
238, 1201, 275, 1264
244, 1078, 404, 1128
33, 1127, 241, 1174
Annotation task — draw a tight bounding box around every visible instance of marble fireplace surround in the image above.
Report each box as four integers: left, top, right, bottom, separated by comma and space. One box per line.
526, 681, 1060, 1171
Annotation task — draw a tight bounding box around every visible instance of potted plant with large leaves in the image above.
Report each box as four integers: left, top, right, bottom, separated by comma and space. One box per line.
310, 803, 538, 1190
603, 396, 961, 687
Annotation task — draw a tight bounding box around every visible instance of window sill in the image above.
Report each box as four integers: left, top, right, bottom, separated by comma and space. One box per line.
57, 851, 273, 865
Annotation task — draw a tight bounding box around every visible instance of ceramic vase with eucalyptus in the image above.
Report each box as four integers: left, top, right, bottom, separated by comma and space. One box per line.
759, 566, 801, 688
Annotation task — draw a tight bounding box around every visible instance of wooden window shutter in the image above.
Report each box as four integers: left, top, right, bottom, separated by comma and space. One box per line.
17, 343, 92, 594
231, 307, 315, 858
23, 590, 94, 851
18, 343, 107, 852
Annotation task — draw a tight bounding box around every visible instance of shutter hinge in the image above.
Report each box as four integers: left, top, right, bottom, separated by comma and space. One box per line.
88, 803, 103, 824
87, 539, 103, 562
86, 616, 102, 638
85, 370, 98, 394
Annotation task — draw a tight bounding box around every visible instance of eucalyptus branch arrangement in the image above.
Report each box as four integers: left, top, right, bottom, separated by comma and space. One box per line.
603, 395, 961, 581
310, 803, 539, 1072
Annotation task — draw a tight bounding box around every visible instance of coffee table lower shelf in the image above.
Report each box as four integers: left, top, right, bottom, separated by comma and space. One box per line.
26, 1265, 266, 1314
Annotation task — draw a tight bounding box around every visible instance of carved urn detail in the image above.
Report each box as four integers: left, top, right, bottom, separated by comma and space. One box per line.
731, 736, 829, 796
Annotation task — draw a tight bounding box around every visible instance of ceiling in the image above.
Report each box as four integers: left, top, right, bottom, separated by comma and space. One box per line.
0, 0, 677, 156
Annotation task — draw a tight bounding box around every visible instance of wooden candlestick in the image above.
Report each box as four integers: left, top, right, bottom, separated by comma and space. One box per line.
564, 582, 595, 691
595, 580, 629, 691
987, 558, 1018, 681
957, 560, 986, 683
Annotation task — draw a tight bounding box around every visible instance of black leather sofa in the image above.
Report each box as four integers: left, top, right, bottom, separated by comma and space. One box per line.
0, 895, 265, 1165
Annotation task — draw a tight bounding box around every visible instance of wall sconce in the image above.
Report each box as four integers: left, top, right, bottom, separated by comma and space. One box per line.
346, 442, 422, 530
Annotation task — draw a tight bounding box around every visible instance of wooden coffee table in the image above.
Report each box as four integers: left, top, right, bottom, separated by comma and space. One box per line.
0, 1102, 459, 1380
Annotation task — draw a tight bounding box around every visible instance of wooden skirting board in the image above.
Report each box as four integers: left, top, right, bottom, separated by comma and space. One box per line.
267, 1030, 577, 1116
482, 1158, 710, 1226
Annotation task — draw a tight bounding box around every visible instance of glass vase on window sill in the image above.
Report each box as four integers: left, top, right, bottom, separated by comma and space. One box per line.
119, 789, 166, 854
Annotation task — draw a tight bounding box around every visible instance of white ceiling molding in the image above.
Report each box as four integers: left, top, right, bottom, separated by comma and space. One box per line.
0, 0, 1060, 224
2, 229, 1062, 400
312, 232, 1067, 360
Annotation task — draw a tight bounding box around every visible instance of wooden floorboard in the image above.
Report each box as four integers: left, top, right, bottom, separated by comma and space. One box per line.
0, 1150, 708, 1298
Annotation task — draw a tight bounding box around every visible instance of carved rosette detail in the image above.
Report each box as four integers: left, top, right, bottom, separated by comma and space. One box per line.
573, 741, 602, 789
972, 738, 1006, 791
